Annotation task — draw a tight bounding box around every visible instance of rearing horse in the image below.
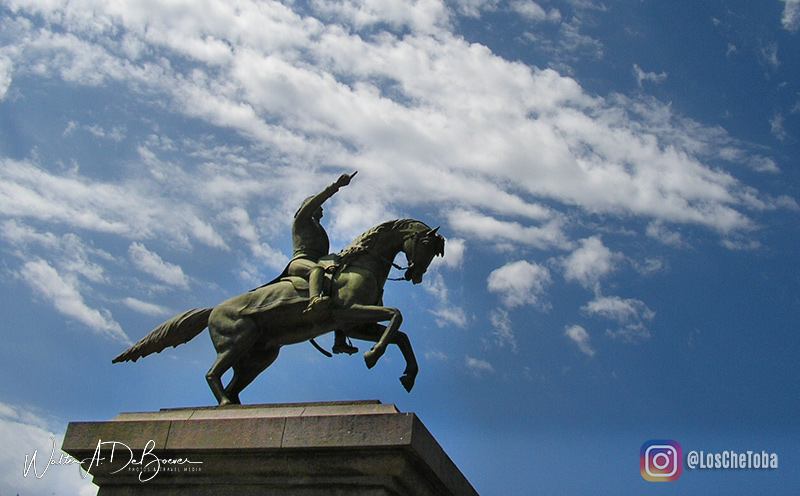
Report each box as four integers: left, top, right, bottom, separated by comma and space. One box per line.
113, 219, 445, 406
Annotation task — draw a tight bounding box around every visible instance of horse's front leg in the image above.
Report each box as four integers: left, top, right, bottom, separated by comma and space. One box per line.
335, 304, 402, 369
346, 323, 418, 392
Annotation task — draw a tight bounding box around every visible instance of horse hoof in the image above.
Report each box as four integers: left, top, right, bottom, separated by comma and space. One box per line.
364, 350, 379, 369
399, 375, 415, 392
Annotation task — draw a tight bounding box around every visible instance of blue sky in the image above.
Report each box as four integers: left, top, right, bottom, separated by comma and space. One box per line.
1, 0, 799, 494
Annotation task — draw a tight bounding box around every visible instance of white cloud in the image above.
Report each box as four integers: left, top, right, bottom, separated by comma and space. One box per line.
0, 402, 97, 496
633, 64, 667, 88
123, 297, 172, 317
0, 0, 792, 366
449, 0, 498, 17
1, 221, 111, 283
487, 260, 552, 308
425, 350, 448, 361
440, 237, 467, 269
20, 259, 130, 344
448, 209, 569, 250
582, 294, 654, 342
221, 207, 287, 272
2, 219, 61, 251
0, 53, 12, 100
556, 20, 604, 61
745, 156, 780, 173
646, 221, 685, 248
583, 295, 655, 323
564, 324, 595, 356
431, 306, 469, 328
0, 0, 783, 259
781, 0, 800, 32
632, 257, 665, 276
510, 0, 560, 22
465, 356, 495, 376
760, 42, 780, 69
128, 242, 190, 289
0, 158, 227, 248
490, 308, 517, 351
770, 112, 787, 141
311, 0, 451, 33
562, 236, 616, 290
720, 235, 762, 251
605, 323, 651, 342
511, 0, 546, 20
63, 121, 126, 141
424, 272, 468, 328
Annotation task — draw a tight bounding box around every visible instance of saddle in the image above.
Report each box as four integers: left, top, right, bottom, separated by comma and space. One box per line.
279, 254, 344, 358
278, 254, 339, 296
252, 254, 340, 295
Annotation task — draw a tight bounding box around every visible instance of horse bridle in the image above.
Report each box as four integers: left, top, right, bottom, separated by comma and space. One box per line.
365, 228, 441, 281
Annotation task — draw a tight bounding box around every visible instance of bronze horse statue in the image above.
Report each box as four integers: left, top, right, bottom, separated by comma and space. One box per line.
113, 219, 445, 406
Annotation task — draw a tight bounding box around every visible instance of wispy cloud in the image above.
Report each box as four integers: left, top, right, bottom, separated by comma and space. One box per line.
646, 221, 685, 248
633, 64, 667, 88
0, 158, 226, 248
582, 294, 655, 342
424, 272, 469, 328
129, 242, 190, 290
20, 259, 129, 344
490, 308, 518, 352
564, 324, 595, 356
770, 112, 788, 141
466, 356, 495, 376
781, 0, 800, 32
510, 0, 561, 22
760, 42, 780, 69
425, 350, 448, 361
123, 297, 172, 317
0, 53, 12, 100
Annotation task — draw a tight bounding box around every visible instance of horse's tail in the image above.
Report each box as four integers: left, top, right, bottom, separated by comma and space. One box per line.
112, 308, 213, 364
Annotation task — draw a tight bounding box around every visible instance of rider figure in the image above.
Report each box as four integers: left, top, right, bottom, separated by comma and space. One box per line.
289, 171, 358, 355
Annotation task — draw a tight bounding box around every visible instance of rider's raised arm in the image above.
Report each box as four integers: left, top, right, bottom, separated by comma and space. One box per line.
295, 172, 357, 220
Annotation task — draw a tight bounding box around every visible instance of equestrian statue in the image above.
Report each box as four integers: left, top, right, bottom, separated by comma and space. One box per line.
112, 172, 445, 406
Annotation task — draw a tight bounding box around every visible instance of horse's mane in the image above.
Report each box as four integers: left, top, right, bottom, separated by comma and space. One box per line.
338, 219, 429, 262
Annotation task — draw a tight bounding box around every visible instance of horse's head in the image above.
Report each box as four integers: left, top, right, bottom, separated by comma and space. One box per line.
402, 226, 445, 284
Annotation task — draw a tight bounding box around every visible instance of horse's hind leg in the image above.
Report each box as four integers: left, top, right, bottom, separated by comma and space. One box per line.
222, 367, 244, 405
206, 312, 259, 406
224, 346, 280, 404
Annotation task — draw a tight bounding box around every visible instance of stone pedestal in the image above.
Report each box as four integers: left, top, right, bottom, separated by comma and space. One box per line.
62, 400, 479, 496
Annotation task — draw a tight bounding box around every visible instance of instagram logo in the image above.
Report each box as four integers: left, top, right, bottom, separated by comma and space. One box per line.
640, 440, 682, 481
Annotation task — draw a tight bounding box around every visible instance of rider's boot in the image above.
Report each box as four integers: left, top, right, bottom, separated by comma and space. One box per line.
333, 330, 358, 355
304, 266, 331, 321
